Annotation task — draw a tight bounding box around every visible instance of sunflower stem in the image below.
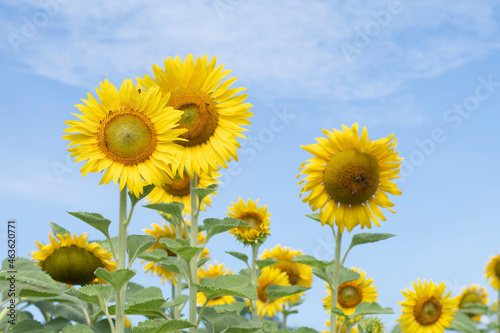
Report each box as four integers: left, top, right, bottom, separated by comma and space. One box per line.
189, 174, 199, 333
175, 220, 183, 320
330, 226, 342, 333
116, 186, 128, 333
282, 306, 288, 330
251, 243, 261, 321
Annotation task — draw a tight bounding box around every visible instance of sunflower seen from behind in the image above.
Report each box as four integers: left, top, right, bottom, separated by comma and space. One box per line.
323, 267, 377, 316
457, 284, 488, 321
298, 123, 402, 232
137, 54, 253, 177
485, 254, 500, 290
197, 262, 236, 306
146, 169, 220, 216
31, 232, 116, 286
63, 79, 187, 197
260, 244, 312, 303
397, 279, 459, 333
227, 198, 271, 245
141, 222, 209, 284
322, 320, 358, 333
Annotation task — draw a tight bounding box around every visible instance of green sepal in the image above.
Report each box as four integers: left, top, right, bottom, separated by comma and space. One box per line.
94, 268, 136, 292
49, 222, 70, 236
126, 235, 156, 267
67, 212, 112, 240
266, 285, 309, 302
132, 319, 195, 333
159, 238, 204, 263
197, 275, 258, 301
204, 217, 247, 240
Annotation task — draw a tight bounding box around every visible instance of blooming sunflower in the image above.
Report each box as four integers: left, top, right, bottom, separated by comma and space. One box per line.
31, 232, 116, 285
457, 284, 488, 321
485, 254, 500, 289
227, 198, 271, 245
137, 54, 253, 177
260, 244, 312, 303
146, 169, 220, 216
323, 267, 378, 316
141, 222, 209, 284
197, 262, 236, 306
397, 279, 459, 333
248, 267, 290, 318
298, 123, 402, 232
322, 320, 358, 333
63, 79, 186, 197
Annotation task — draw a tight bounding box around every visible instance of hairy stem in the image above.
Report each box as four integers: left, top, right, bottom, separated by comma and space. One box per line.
115, 186, 128, 333
189, 174, 199, 333
330, 227, 342, 333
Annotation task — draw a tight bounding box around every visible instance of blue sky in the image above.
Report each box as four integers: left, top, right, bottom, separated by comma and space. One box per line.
1, 0, 500, 330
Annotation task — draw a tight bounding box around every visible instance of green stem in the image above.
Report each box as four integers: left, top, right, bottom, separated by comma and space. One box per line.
330, 226, 342, 333
251, 243, 261, 321
282, 306, 288, 330
175, 221, 183, 320
115, 186, 128, 333
189, 174, 199, 333
496, 289, 500, 333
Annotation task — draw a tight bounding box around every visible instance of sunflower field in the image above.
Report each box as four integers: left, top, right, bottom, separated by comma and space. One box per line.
0, 53, 499, 333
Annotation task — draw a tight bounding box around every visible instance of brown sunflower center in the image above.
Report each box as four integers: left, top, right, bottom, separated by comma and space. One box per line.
323, 149, 380, 205
495, 261, 500, 279
258, 284, 270, 303
162, 171, 195, 197
239, 214, 262, 232
338, 284, 362, 308
276, 262, 301, 285
98, 109, 157, 165
414, 297, 442, 326
459, 292, 482, 308
41, 245, 104, 285
167, 87, 218, 147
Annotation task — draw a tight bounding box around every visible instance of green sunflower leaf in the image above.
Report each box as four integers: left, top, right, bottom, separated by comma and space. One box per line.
105, 299, 167, 318
255, 258, 279, 269
65, 285, 113, 311
129, 184, 155, 206
305, 214, 322, 224
44, 317, 72, 333
207, 301, 246, 314
49, 222, 70, 236
449, 311, 481, 333
8, 319, 55, 333
348, 302, 393, 319
159, 258, 191, 282
61, 325, 94, 333
159, 238, 204, 263
138, 249, 171, 262
291, 328, 320, 333
204, 217, 247, 240
225, 251, 249, 266
330, 306, 346, 317
126, 235, 157, 268
220, 321, 262, 333
311, 267, 329, 284
67, 212, 112, 239
197, 275, 257, 301
192, 184, 219, 202
390, 324, 401, 333
347, 233, 395, 251
266, 285, 309, 302
94, 268, 136, 292
459, 303, 489, 316
291, 255, 334, 270
338, 266, 361, 284
162, 294, 189, 309
200, 307, 249, 333
125, 282, 164, 304
143, 202, 184, 220
132, 319, 195, 333
32, 299, 88, 325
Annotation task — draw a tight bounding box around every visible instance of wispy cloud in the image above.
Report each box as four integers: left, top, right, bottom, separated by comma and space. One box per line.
1, 0, 499, 102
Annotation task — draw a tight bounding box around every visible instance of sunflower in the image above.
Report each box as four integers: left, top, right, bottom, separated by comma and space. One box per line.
63, 79, 186, 197
397, 279, 459, 333
298, 123, 402, 232
141, 222, 209, 284
227, 198, 271, 245
323, 267, 377, 317
322, 320, 358, 333
457, 284, 488, 321
137, 54, 253, 177
485, 254, 500, 289
260, 244, 312, 303
247, 266, 290, 318
197, 262, 236, 306
31, 232, 116, 285
146, 168, 220, 216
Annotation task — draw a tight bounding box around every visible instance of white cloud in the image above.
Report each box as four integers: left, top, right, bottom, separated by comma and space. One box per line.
1, 0, 499, 102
